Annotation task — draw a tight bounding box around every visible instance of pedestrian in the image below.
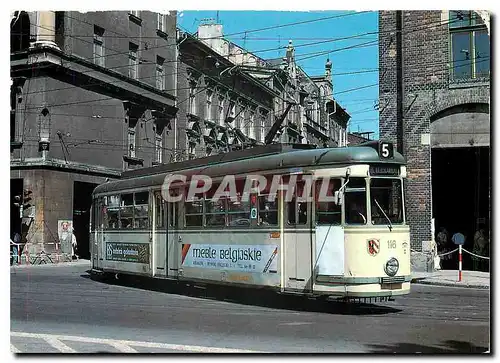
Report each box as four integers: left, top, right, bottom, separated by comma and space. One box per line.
473, 225, 488, 271
71, 232, 78, 260
436, 227, 451, 269
11, 232, 21, 265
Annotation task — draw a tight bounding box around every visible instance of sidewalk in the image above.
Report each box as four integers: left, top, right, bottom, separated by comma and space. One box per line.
10, 259, 91, 269
412, 270, 490, 289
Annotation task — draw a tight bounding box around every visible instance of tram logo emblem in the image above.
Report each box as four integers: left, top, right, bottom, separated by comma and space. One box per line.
367, 239, 380, 256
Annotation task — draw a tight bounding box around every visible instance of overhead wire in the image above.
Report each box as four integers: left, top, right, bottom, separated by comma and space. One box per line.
20, 14, 467, 103
15, 12, 488, 145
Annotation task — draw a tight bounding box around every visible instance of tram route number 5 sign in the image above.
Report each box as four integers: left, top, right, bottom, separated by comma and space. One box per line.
379, 142, 394, 159
106, 242, 150, 264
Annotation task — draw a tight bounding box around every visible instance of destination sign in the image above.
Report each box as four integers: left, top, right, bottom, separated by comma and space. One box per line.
369, 165, 400, 176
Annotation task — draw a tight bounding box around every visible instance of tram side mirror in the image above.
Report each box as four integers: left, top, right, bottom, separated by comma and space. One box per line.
334, 191, 344, 206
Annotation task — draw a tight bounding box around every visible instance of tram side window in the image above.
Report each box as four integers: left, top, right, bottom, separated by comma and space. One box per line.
288, 181, 308, 225
228, 196, 250, 227
120, 193, 134, 229
259, 194, 278, 225
134, 192, 149, 229
185, 192, 203, 227
105, 195, 120, 229
315, 179, 341, 225
345, 178, 367, 225
169, 189, 179, 228
155, 192, 164, 228
205, 197, 226, 227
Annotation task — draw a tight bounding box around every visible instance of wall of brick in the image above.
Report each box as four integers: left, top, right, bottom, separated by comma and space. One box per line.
379, 10, 490, 252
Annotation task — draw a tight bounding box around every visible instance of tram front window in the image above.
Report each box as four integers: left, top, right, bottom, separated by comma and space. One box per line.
345, 178, 367, 225
370, 178, 403, 225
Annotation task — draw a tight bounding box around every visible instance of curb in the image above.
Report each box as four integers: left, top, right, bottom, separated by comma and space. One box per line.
10, 260, 91, 269
411, 278, 489, 289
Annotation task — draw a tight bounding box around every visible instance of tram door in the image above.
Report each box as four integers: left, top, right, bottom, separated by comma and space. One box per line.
153, 191, 168, 277
93, 197, 104, 270
166, 190, 180, 278
284, 185, 313, 292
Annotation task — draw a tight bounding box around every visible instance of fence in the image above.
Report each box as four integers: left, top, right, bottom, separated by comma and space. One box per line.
412, 245, 490, 281
10, 241, 74, 266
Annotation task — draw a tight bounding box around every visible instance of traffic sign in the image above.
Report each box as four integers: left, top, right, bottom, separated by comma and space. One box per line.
452, 232, 465, 245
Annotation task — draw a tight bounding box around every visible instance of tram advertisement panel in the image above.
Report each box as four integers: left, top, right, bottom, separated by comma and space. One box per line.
106, 242, 150, 264
181, 244, 278, 273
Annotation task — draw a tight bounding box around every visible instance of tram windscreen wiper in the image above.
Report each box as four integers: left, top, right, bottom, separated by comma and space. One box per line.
374, 198, 393, 232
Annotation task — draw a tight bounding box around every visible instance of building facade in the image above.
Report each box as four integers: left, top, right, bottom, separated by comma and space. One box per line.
379, 11, 490, 271
174, 30, 276, 160
196, 22, 350, 148
10, 10, 178, 259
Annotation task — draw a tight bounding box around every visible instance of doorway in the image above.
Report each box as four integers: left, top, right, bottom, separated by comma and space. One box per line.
11, 178, 23, 240
432, 147, 490, 271
73, 181, 98, 259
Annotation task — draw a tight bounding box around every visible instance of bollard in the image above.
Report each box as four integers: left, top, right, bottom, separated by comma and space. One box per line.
458, 245, 462, 282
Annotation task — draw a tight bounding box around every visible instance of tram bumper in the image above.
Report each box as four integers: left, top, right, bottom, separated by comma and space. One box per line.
313, 275, 411, 298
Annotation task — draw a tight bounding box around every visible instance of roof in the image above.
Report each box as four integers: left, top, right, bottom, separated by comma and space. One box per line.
348, 132, 371, 146
93, 142, 405, 195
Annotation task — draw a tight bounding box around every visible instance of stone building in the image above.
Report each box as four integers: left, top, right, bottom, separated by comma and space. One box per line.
196, 22, 350, 148
10, 10, 178, 259
174, 30, 276, 159
378, 10, 490, 271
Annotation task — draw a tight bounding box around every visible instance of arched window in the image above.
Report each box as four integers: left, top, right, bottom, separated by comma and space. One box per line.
11, 11, 31, 52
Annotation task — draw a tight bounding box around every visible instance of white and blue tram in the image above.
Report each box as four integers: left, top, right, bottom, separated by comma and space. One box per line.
90, 142, 411, 299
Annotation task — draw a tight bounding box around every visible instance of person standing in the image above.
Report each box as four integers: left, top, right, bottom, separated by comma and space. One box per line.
71, 232, 78, 260
473, 225, 488, 271
436, 227, 451, 269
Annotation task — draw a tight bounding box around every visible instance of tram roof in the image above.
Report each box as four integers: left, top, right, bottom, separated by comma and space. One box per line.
93, 142, 405, 195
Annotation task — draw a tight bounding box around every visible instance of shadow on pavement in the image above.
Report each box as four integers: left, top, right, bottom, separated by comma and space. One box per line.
366, 340, 489, 354
83, 271, 402, 316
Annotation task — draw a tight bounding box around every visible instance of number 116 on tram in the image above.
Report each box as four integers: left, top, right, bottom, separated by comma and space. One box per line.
90, 141, 411, 301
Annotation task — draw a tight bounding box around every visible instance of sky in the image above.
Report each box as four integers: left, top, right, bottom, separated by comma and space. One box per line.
178, 10, 380, 139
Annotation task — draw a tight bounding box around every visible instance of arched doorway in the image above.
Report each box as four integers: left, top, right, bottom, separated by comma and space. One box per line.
430, 103, 490, 271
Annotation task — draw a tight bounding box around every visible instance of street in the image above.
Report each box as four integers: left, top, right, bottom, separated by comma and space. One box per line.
11, 263, 490, 353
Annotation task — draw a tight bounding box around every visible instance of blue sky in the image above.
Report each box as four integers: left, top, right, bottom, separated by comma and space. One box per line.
178, 10, 380, 139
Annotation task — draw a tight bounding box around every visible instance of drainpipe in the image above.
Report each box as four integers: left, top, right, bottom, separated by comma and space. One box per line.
396, 11, 404, 156
174, 29, 181, 162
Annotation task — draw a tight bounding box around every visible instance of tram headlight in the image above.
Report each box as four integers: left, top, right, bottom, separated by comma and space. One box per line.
384, 258, 399, 277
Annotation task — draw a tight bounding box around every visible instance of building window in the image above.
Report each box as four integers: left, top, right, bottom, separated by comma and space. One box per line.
157, 13, 165, 32
155, 135, 163, 163
218, 96, 225, 126
236, 107, 244, 130
130, 10, 141, 18
260, 113, 266, 142
188, 142, 196, 160
228, 101, 236, 120
188, 83, 197, 115
129, 42, 139, 80
93, 25, 105, 67
128, 129, 136, 158
248, 111, 255, 139
449, 11, 490, 81
156, 56, 165, 90
206, 89, 213, 121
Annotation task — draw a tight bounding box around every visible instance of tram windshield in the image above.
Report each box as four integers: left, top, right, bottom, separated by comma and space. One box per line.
370, 178, 404, 225
345, 178, 367, 225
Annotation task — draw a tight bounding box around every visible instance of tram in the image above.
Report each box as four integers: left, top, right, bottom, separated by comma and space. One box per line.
90, 141, 411, 300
